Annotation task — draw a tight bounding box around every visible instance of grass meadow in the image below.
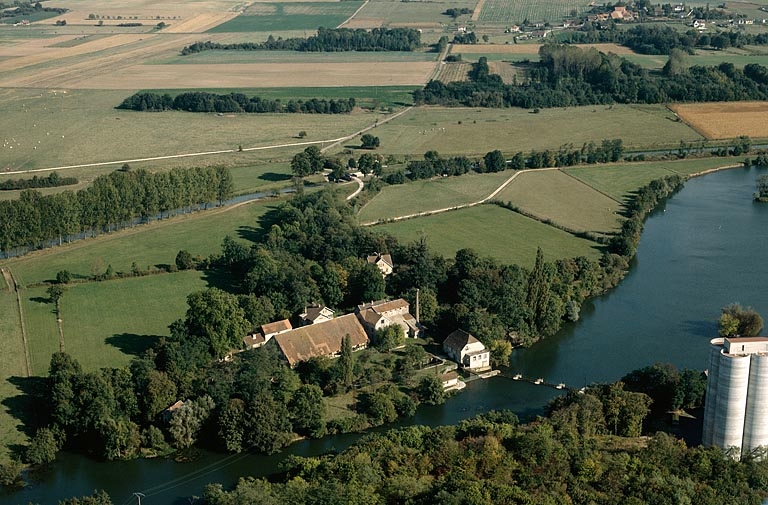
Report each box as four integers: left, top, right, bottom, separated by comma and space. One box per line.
366, 105, 702, 157
208, 2, 362, 32
0, 290, 27, 462
374, 204, 603, 267
0, 88, 380, 173
355, 0, 477, 24
3, 199, 276, 287
357, 171, 512, 223
496, 170, 623, 234
23, 271, 208, 376
564, 157, 744, 201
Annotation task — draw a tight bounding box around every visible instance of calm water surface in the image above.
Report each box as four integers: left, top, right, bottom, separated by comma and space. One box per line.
5, 166, 768, 505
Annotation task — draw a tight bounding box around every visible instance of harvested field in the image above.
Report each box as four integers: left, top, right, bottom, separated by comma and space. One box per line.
340, 17, 386, 28
670, 102, 768, 140
496, 169, 623, 234
452, 42, 636, 55
164, 49, 437, 64
163, 12, 239, 33
434, 61, 471, 82
72, 61, 436, 88
488, 61, 520, 83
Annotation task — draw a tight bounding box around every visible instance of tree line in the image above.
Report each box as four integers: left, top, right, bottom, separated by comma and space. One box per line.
117, 91, 356, 114
559, 23, 768, 54
416, 47, 768, 109
0, 172, 77, 191
180, 27, 421, 55
0, 166, 233, 257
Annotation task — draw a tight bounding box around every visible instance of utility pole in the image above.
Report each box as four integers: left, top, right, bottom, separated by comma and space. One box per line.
133, 492, 146, 505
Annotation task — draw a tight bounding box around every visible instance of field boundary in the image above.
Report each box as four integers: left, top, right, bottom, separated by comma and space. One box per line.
337, 0, 369, 28
3, 268, 31, 377
471, 0, 485, 21
560, 169, 625, 205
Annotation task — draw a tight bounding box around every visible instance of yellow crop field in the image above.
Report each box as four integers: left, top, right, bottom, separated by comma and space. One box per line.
670, 102, 768, 140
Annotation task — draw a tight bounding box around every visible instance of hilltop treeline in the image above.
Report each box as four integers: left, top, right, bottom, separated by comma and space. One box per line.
0, 1, 66, 20
416, 47, 768, 109
181, 27, 421, 55
117, 91, 356, 114
561, 23, 768, 54
0, 166, 233, 256
0, 172, 77, 191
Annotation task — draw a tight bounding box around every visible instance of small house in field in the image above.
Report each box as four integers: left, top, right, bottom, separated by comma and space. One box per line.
443, 329, 491, 371
300, 304, 334, 325
356, 298, 422, 338
366, 252, 394, 277
274, 313, 369, 367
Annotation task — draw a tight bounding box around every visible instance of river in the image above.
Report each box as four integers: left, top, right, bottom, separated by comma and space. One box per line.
4, 166, 768, 505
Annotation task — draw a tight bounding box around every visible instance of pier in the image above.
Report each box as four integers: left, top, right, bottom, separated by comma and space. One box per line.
500, 372, 568, 390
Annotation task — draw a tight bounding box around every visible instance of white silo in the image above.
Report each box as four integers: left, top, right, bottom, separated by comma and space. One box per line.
743, 353, 768, 455
702, 338, 724, 447
712, 351, 750, 454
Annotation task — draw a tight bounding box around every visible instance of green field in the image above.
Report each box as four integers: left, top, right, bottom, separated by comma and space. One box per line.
374, 204, 602, 267
208, 2, 362, 32
357, 171, 512, 223
0, 88, 379, 173
496, 169, 623, 234
356, 0, 477, 24
0, 289, 27, 462
3, 199, 276, 287
564, 157, 743, 201
478, 0, 590, 24
364, 105, 702, 157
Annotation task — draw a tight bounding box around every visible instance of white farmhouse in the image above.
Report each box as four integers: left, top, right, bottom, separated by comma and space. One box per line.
442, 329, 490, 371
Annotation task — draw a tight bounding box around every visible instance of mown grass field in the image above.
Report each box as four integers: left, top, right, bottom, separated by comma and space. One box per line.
354, 0, 477, 25
0, 88, 379, 173
367, 105, 702, 157
496, 170, 623, 234
0, 289, 27, 463
564, 157, 744, 201
477, 0, 590, 24
3, 200, 276, 287
23, 271, 208, 376
208, 2, 362, 32
374, 204, 603, 267
357, 171, 512, 223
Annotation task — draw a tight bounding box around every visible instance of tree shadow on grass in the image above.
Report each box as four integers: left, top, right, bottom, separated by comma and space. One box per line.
105, 333, 161, 357
201, 266, 240, 293
4, 376, 49, 439
258, 172, 291, 182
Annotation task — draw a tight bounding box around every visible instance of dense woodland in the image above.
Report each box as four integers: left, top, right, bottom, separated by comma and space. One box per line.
0, 166, 233, 256
417, 46, 768, 108
117, 91, 356, 114
181, 27, 421, 55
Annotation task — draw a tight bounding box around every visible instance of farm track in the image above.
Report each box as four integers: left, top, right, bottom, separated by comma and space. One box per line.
2, 268, 31, 378
337, 0, 369, 28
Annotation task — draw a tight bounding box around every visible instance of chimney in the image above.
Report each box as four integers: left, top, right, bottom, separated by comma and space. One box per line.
415, 288, 420, 323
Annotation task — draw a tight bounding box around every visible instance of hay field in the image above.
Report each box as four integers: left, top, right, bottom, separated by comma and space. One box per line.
354, 0, 477, 25
367, 105, 702, 157
488, 61, 520, 83
74, 61, 435, 88
374, 204, 602, 267
670, 102, 768, 139
0, 88, 377, 172
496, 170, 623, 234
163, 49, 437, 64
209, 2, 362, 32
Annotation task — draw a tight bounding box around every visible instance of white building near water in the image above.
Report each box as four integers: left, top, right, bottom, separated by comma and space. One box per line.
703, 336, 768, 459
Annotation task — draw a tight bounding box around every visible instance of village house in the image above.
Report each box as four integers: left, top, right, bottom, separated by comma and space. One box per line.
366, 252, 394, 277
356, 298, 422, 338
443, 329, 491, 371
243, 319, 292, 349
300, 304, 334, 325
273, 313, 369, 367
161, 400, 185, 422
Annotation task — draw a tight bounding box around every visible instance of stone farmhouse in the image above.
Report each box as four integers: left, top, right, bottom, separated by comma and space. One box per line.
300, 304, 334, 325
443, 329, 491, 371
366, 252, 394, 277
243, 319, 292, 349
356, 298, 422, 338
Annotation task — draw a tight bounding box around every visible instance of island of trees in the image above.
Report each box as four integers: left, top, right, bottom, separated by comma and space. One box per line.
117, 91, 356, 114
180, 27, 422, 55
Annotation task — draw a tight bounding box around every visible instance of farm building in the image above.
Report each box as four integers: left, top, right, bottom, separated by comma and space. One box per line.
443, 329, 491, 371
356, 298, 422, 338
300, 304, 334, 325
273, 314, 369, 367
243, 319, 293, 349
366, 252, 394, 277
